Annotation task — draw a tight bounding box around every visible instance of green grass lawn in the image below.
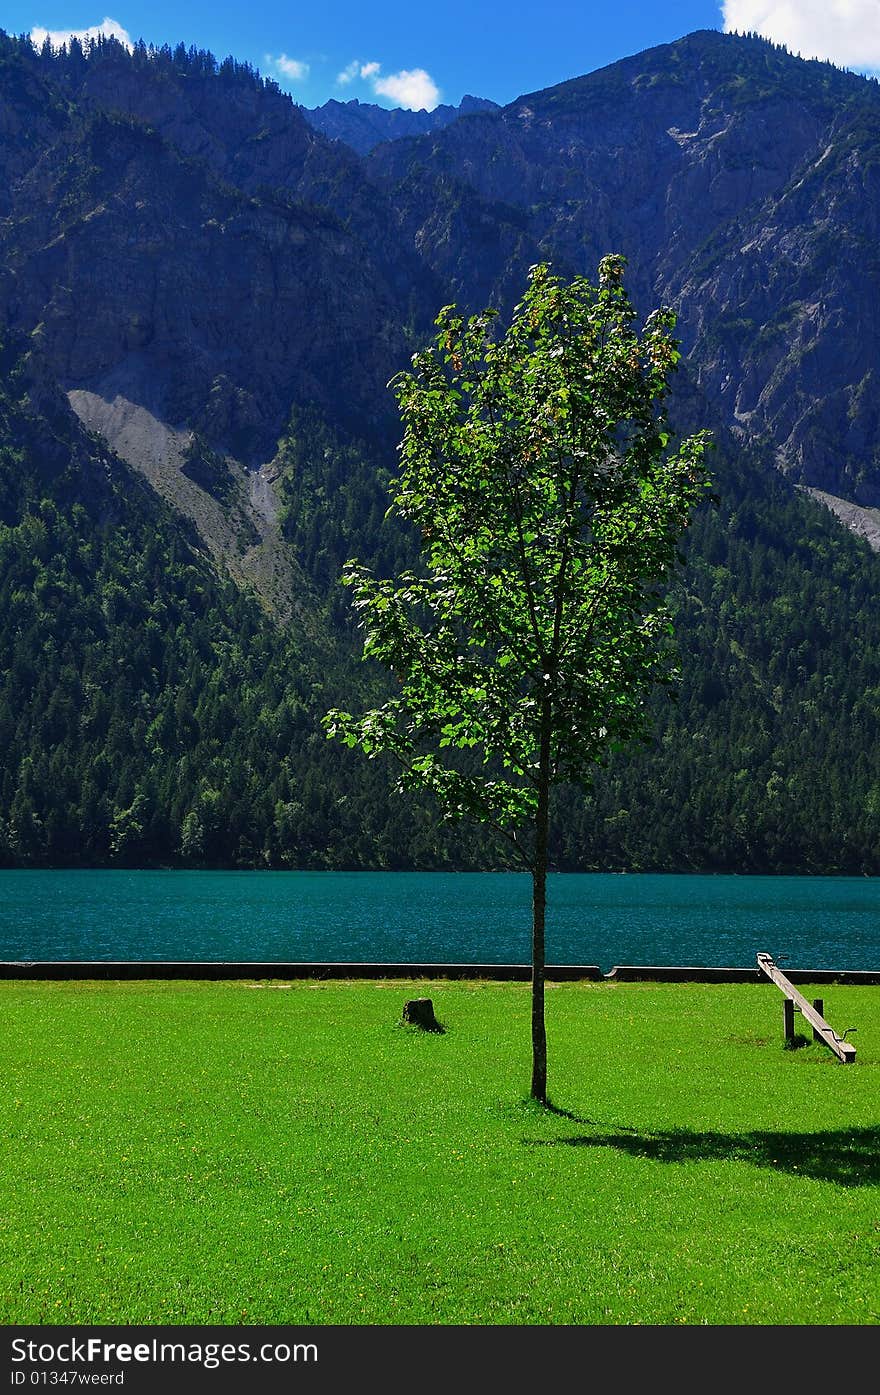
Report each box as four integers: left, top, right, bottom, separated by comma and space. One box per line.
1, 979, 878, 1325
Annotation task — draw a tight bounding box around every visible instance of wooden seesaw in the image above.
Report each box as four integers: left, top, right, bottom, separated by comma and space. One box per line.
756, 952, 856, 1063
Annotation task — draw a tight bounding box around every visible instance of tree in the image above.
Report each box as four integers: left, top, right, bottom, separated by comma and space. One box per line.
324, 258, 712, 1103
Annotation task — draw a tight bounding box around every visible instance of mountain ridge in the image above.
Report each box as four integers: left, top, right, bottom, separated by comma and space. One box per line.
303, 93, 500, 154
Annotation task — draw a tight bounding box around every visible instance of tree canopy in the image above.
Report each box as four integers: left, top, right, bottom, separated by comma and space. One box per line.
326, 257, 712, 1100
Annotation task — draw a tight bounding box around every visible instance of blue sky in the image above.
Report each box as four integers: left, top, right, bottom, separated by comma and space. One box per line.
8, 2, 880, 109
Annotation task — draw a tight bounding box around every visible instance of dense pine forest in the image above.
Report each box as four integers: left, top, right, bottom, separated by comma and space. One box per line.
1, 28, 880, 872
3, 328, 880, 872
0, 335, 474, 871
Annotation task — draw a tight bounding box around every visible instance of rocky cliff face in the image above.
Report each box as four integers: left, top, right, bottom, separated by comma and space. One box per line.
0, 41, 427, 441
369, 30, 880, 507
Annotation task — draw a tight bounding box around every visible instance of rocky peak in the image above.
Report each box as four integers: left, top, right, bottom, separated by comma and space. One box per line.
303, 93, 500, 154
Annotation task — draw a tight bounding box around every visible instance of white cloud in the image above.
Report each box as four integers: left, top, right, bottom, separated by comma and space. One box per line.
30, 16, 133, 52
336, 59, 381, 86
722, 0, 880, 72
373, 67, 440, 110
265, 52, 309, 82
332, 56, 442, 109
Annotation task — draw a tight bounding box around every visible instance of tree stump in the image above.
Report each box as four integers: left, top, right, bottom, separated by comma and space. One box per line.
402, 997, 444, 1033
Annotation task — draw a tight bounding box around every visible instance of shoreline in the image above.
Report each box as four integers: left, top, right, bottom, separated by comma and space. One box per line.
3, 960, 880, 984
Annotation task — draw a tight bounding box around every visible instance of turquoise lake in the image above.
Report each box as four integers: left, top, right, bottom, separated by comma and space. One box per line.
0, 870, 878, 971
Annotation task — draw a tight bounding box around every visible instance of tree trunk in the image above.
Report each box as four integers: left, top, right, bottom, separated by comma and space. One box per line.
530, 704, 551, 1103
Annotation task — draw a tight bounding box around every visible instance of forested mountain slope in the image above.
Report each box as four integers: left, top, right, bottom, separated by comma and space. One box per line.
1, 27, 879, 871
0, 331, 480, 869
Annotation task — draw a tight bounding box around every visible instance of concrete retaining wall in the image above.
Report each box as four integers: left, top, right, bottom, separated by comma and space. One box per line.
1, 961, 878, 983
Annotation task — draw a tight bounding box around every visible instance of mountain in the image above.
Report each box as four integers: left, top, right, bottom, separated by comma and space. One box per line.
303, 94, 500, 154
367, 30, 880, 514
2, 27, 880, 872
0, 33, 451, 619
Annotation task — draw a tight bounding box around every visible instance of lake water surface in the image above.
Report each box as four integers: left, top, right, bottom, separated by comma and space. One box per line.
1, 870, 878, 971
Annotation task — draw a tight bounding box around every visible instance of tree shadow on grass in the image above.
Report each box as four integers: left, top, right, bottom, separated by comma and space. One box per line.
523, 1125, 880, 1187
514, 1099, 640, 1131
